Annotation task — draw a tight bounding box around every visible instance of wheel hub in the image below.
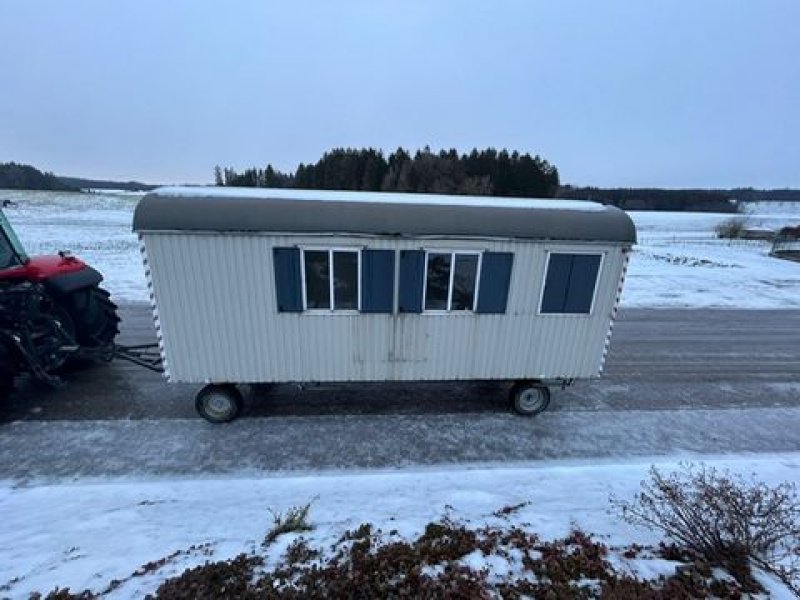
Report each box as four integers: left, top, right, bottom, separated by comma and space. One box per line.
518, 388, 546, 412
204, 393, 233, 418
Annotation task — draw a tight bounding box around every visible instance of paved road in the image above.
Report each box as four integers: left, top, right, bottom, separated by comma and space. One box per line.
0, 305, 798, 479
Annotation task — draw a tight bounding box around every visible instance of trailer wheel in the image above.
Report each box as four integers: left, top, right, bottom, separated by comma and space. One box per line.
510, 381, 550, 416
195, 384, 243, 423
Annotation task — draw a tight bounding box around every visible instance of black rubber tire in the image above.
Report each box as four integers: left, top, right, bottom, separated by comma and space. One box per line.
195, 384, 243, 423
510, 381, 551, 416
48, 303, 77, 371
0, 340, 17, 400
55, 285, 120, 363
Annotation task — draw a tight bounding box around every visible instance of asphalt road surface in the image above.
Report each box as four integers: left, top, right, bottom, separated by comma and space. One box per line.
0, 305, 798, 480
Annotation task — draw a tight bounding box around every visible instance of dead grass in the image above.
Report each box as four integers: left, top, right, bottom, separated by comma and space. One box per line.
263, 500, 315, 546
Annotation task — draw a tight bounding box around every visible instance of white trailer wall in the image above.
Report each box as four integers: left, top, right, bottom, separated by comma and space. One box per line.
140, 232, 628, 384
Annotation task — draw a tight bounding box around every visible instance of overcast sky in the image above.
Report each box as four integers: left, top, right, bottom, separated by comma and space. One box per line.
1, 1, 798, 187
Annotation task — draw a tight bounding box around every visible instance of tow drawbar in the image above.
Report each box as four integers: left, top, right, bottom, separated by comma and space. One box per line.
114, 343, 164, 373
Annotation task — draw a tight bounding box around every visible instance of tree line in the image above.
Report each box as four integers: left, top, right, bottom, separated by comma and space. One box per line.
557, 186, 739, 213
0, 162, 76, 191
215, 148, 777, 211
215, 147, 561, 198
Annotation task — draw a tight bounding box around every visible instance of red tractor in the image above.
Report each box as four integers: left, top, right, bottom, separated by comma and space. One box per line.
0, 208, 120, 397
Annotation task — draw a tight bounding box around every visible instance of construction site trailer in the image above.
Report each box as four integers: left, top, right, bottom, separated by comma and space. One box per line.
133, 187, 636, 422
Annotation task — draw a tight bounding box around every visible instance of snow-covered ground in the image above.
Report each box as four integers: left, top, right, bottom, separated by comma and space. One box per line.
2, 454, 798, 598
2, 189, 799, 308
625, 205, 800, 308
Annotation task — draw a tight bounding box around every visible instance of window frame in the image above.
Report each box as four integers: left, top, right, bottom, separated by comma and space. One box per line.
422, 250, 483, 313
537, 250, 604, 316
299, 246, 362, 313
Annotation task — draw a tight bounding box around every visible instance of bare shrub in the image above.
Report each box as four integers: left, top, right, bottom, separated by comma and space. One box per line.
612, 463, 800, 593
715, 217, 748, 239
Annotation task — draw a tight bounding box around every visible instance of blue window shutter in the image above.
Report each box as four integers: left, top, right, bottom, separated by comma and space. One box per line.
273, 247, 303, 312
476, 252, 514, 314
564, 254, 601, 313
541, 253, 573, 313
398, 250, 425, 313
361, 249, 395, 313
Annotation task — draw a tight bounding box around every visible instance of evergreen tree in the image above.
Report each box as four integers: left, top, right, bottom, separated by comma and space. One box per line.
0, 162, 76, 191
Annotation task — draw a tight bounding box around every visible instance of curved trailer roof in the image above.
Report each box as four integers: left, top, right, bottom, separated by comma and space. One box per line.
134, 186, 636, 244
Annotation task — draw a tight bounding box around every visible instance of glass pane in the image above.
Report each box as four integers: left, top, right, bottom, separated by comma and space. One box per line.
452, 254, 478, 310
425, 253, 451, 310
564, 254, 601, 313
0, 231, 16, 270
333, 251, 358, 310
541, 253, 573, 313
0, 210, 27, 263
304, 250, 330, 309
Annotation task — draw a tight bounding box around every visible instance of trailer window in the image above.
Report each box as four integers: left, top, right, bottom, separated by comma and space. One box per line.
302, 249, 360, 311
424, 251, 480, 311
540, 252, 602, 314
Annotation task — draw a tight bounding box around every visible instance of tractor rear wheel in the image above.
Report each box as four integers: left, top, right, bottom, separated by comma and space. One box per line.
54, 285, 120, 363
0, 341, 17, 400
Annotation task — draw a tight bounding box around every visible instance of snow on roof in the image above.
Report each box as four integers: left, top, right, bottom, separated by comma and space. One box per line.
154, 186, 606, 212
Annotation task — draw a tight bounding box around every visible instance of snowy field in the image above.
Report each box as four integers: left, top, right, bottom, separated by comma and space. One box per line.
2, 189, 800, 308
2, 454, 798, 598
626, 204, 800, 308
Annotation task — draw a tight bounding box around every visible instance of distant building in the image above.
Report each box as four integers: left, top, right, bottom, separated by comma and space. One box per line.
771, 225, 800, 262
739, 227, 775, 241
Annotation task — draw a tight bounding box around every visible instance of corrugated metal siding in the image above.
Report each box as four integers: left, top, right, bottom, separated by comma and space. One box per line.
138, 236, 171, 380
599, 248, 632, 375
140, 232, 629, 384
